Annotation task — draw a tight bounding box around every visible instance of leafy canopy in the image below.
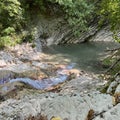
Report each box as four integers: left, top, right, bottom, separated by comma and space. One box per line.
97, 0, 120, 42
99, 0, 120, 30
49, 0, 95, 36
0, 0, 24, 47
0, 0, 120, 48
0, 0, 23, 29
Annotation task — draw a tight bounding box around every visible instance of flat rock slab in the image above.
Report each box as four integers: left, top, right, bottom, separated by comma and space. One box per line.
0, 92, 114, 120
60, 74, 104, 95
1, 63, 48, 79
0, 70, 14, 81
93, 104, 120, 120
2, 64, 33, 73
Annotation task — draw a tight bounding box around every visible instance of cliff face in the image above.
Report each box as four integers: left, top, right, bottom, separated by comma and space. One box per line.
32, 14, 114, 48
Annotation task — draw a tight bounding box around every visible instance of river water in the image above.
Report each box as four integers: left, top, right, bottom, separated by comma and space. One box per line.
44, 42, 120, 74
0, 42, 119, 91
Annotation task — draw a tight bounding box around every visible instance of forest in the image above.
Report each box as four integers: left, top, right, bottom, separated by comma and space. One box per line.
0, 0, 120, 46
0, 0, 120, 119
0, 0, 120, 75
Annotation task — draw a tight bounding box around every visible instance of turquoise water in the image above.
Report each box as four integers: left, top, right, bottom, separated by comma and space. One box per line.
45, 42, 120, 73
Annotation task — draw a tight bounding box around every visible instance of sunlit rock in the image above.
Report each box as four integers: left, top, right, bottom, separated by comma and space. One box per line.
90, 26, 114, 42
0, 60, 7, 68
0, 92, 113, 120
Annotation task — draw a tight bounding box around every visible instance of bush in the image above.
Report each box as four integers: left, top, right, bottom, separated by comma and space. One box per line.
49, 0, 95, 36
99, 0, 120, 31
0, 0, 24, 48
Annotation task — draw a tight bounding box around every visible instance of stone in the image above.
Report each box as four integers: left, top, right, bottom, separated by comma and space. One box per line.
0, 81, 25, 97
60, 74, 103, 95
0, 24, 119, 120
93, 104, 120, 120
90, 26, 114, 42
1, 64, 48, 79
115, 84, 120, 93
0, 70, 14, 81
106, 81, 118, 94
32, 15, 99, 45
0, 98, 41, 119
34, 17, 115, 45
0, 60, 7, 67
0, 92, 113, 120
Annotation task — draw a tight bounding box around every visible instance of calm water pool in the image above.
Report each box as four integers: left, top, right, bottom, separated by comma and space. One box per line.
44, 42, 120, 73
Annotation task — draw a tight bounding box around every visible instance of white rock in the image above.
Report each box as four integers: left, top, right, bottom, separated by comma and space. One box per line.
94, 104, 120, 120
90, 26, 114, 42
0, 60, 7, 67
115, 84, 120, 93
107, 81, 118, 94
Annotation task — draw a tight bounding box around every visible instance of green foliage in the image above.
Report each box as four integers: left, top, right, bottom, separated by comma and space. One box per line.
0, 0, 24, 29
0, 0, 120, 48
21, 0, 46, 13
21, 31, 34, 43
49, 0, 95, 36
0, 0, 24, 48
0, 35, 21, 49
0, 0, 96, 48
113, 32, 120, 43
2, 27, 15, 35
34, 0, 46, 11
98, 0, 120, 77
99, 0, 120, 31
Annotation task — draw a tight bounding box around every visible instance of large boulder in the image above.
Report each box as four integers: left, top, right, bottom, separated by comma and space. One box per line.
0, 70, 14, 84
0, 92, 113, 120
90, 26, 114, 42
1, 63, 49, 80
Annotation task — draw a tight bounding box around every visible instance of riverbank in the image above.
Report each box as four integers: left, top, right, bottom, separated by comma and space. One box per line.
0, 42, 120, 120
0, 43, 85, 99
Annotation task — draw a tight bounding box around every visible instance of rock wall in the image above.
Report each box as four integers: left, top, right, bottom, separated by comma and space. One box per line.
89, 26, 114, 42
32, 15, 114, 48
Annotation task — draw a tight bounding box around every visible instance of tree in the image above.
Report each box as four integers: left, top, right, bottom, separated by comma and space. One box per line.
0, 0, 24, 47
49, 0, 95, 36
99, 0, 120, 42
99, 0, 120, 75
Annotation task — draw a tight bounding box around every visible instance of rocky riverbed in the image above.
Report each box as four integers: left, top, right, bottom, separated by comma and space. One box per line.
0, 43, 120, 120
